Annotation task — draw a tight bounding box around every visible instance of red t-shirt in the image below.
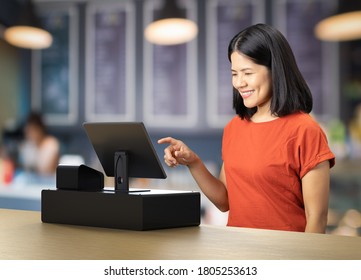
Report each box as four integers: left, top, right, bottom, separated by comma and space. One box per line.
222, 112, 335, 232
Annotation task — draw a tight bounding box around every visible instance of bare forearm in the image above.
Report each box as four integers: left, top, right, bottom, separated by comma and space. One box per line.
302, 161, 331, 234
188, 159, 229, 212
305, 213, 328, 234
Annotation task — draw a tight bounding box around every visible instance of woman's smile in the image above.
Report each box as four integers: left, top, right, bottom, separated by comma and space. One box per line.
240, 90, 254, 98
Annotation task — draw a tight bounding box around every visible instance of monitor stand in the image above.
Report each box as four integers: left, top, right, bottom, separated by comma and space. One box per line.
114, 151, 129, 192
114, 151, 149, 193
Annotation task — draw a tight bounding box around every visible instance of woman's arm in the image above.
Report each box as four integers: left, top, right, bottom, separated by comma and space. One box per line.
301, 160, 331, 233
37, 136, 60, 175
158, 137, 229, 212
188, 161, 229, 212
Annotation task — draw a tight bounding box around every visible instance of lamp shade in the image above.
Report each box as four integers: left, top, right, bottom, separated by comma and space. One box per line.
315, 1, 361, 42
315, 10, 361, 41
4, 25, 52, 49
4, 0, 52, 49
144, 0, 198, 45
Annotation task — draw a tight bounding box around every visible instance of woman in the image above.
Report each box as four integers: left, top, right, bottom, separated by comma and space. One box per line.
158, 24, 335, 233
20, 112, 60, 176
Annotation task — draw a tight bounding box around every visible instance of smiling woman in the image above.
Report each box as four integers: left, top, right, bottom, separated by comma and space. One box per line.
230, 52, 273, 122
158, 23, 335, 234
228, 23, 313, 122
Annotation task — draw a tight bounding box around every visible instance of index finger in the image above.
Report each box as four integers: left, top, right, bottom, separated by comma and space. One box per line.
158, 137, 178, 145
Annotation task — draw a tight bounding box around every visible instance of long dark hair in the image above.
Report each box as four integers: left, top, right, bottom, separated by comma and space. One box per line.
228, 23, 313, 120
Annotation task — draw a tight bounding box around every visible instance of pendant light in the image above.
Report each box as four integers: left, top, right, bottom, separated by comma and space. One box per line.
4, 0, 52, 49
144, 0, 198, 45
315, 2, 361, 42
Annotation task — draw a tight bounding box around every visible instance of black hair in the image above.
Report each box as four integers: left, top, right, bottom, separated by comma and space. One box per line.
25, 111, 47, 134
228, 23, 313, 120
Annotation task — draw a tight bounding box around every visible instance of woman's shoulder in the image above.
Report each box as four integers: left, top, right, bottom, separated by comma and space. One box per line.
283, 112, 320, 126
41, 135, 60, 150
224, 116, 246, 134
281, 112, 326, 137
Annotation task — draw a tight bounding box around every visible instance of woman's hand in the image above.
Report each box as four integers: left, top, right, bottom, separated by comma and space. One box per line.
158, 137, 199, 168
158, 136, 229, 212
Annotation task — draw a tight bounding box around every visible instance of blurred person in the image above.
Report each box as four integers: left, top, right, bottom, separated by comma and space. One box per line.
20, 112, 60, 176
159, 24, 335, 233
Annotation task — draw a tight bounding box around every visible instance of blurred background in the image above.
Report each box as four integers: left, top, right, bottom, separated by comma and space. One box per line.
0, 0, 360, 236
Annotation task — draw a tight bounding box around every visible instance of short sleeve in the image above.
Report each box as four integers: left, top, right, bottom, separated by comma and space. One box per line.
299, 124, 335, 178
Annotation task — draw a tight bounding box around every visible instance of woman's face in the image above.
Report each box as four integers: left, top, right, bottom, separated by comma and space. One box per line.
231, 51, 272, 114
24, 123, 43, 145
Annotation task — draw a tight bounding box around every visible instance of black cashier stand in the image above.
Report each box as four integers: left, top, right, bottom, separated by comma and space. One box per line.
41, 122, 200, 230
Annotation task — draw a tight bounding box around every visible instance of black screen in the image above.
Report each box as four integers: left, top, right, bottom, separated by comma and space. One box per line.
83, 122, 166, 179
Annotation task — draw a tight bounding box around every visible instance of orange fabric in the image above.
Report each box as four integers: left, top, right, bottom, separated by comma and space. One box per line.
222, 112, 335, 232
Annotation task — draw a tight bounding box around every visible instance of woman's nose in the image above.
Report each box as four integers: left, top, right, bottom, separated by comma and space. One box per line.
234, 76, 246, 88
